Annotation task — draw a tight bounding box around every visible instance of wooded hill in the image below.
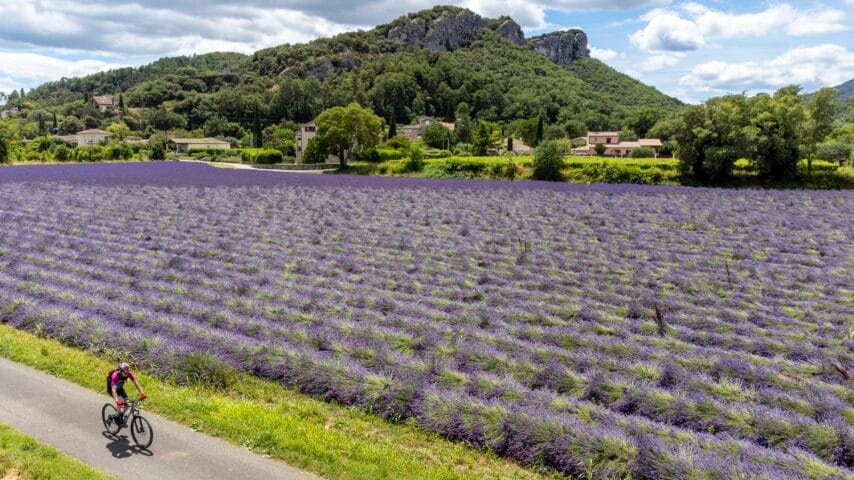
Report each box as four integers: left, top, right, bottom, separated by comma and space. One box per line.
14, 6, 682, 136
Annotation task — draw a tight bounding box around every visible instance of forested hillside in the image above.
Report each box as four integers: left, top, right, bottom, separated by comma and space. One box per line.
4, 6, 681, 138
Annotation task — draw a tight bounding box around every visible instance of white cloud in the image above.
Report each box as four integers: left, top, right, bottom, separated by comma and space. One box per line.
0, 53, 129, 82
631, 3, 849, 53
639, 53, 684, 71
590, 47, 619, 61
679, 44, 854, 93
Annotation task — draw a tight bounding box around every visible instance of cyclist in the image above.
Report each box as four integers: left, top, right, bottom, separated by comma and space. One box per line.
107, 362, 146, 426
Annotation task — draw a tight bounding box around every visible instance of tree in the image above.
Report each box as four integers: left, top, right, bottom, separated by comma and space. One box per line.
510, 117, 538, 147
37, 113, 46, 135
532, 140, 564, 181
423, 123, 450, 149
118, 94, 126, 116
388, 113, 397, 139
454, 102, 472, 144
252, 107, 263, 148
675, 95, 749, 183
314, 103, 382, 167
107, 121, 131, 140
594, 143, 606, 155
626, 107, 664, 138
0, 135, 8, 164
149, 138, 166, 160
51, 112, 58, 134
507, 137, 514, 152
535, 116, 544, 147
745, 87, 803, 180
804, 87, 837, 175
471, 121, 491, 156
58, 115, 85, 135
816, 142, 852, 165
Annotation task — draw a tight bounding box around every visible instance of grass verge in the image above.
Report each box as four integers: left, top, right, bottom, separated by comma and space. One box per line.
0, 324, 559, 480
0, 422, 113, 480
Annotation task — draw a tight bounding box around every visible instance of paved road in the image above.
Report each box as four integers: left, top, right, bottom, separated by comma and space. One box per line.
0, 357, 319, 480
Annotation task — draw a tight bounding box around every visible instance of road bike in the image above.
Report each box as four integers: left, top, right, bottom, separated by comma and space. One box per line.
101, 397, 153, 449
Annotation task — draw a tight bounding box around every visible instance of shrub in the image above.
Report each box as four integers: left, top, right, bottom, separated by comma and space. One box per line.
594, 144, 606, 155
402, 146, 424, 173
240, 148, 284, 164
385, 135, 411, 150
376, 147, 407, 162
149, 141, 166, 160
486, 159, 518, 180
816, 142, 852, 165
171, 351, 237, 390
630, 147, 656, 159
532, 141, 564, 181
105, 142, 132, 160
53, 144, 71, 162
424, 149, 452, 159
73, 146, 105, 162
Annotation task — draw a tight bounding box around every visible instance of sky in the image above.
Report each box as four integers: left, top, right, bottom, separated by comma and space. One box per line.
0, 0, 852, 104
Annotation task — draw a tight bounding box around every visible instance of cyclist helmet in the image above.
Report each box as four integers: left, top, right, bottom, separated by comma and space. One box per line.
118, 362, 131, 373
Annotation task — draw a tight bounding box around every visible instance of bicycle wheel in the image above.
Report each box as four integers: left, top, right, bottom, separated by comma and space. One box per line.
130, 416, 153, 449
101, 404, 121, 435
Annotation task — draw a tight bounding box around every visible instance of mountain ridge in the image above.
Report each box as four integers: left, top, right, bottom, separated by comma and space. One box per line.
16, 6, 681, 135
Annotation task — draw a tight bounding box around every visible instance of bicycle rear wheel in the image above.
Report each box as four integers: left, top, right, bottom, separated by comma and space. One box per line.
131, 416, 153, 449
101, 404, 121, 435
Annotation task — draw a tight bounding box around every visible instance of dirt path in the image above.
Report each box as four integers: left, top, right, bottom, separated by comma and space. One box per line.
0, 357, 319, 480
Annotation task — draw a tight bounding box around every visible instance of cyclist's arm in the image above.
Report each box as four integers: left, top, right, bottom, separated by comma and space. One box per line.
110, 375, 120, 403
130, 374, 145, 397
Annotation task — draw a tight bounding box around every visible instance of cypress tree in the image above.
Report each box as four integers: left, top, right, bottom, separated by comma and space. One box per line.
535, 116, 544, 147
38, 113, 45, 135
507, 136, 514, 152
52, 113, 58, 134
253, 107, 262, 148
388, 114, 396, 139
118, 94, 126, 115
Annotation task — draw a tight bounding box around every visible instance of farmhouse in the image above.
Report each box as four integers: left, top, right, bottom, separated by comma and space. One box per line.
91, 96, 118, 113
499, 138, 534, 155
295, 121, 340, 163
571, 131, 663, 157
76, 129, 111, 146
398, 116, 456, 141
167, 138, 231, 153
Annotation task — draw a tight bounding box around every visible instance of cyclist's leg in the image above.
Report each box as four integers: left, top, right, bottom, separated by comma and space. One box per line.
113, 388, 129, 423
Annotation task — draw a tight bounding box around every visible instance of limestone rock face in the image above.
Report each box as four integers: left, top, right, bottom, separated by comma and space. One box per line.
387, 9, 490, 52
387, 17, 428, 47
423, 10, 489, 52
496, 19, 526, 47
528, 30, 590, 66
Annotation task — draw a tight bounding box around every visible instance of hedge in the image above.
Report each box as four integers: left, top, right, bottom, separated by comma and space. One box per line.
239, 148, 284, 164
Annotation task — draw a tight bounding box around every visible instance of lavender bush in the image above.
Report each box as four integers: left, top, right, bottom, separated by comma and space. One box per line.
0, 163, 852, 479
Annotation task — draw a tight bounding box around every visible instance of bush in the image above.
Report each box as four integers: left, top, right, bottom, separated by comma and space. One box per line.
53, 144, 71, 162
402, 146, 424, 173
376, 147, 407, 162
630, 147, 656, 159
188, 147, 232, 158
532, 141, 564, 181
0, 135, 9, 164
171, 352, 237, 390
424, 149, 452, 159
149, 141, 166, 161
105, 142, 132, 160
73, 146, 105, 162
240, 148, 284, 164
486, 159, 518, 180
385, 136, 411, 150
816, 142, 852, 165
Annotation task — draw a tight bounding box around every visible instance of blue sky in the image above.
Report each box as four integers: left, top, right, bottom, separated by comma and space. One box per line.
0, 0, 852, 103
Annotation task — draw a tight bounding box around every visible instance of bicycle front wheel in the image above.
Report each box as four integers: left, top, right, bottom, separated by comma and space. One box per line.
130, 416, 153, 449
101, 404, 120, 435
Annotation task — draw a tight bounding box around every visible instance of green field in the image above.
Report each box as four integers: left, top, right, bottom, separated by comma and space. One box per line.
0, 422, 112, 480
0, 324, 558, 480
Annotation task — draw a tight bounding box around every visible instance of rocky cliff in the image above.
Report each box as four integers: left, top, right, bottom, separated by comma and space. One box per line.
528, 30, 590, 67
387, 9, 589, 66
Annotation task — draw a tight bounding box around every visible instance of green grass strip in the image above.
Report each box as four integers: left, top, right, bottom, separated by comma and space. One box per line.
0, 422, 113, 480
0, 324, 559, 480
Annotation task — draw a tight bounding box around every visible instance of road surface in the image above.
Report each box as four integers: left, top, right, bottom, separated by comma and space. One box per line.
0, 357, 319, 480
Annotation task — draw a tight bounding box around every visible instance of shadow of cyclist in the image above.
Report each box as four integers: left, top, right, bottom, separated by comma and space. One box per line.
102, 431, 154, 459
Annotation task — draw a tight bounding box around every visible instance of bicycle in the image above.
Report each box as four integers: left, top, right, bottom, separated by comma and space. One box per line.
101, 397, 154, 449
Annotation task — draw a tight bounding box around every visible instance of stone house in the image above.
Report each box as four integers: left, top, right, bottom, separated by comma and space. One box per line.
76, 129, 111, 146
295, 121, 339, 163
398, 116, 456, 141
91, 96, 118, 113
571, 131, 663, 157
0, 107, 19, 119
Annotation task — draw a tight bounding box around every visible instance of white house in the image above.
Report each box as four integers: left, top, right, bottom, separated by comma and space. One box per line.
295, 121, 340, 163
167, 138, 231, 153
1, 107, 20, 119
76, 129, 111, 146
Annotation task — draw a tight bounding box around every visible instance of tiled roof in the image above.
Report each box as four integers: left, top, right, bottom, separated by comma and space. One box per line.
77, 129, 110, 135
168, 138, 230, 145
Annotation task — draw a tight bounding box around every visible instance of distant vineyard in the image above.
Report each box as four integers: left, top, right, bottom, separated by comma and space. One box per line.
0, 163, 852, 479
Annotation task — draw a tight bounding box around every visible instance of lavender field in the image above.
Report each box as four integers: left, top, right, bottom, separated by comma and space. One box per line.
1, 163, 853, 479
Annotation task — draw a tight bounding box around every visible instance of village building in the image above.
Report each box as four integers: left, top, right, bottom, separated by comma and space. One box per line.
571, 131, 663, 157
91, 96, 118, 113
0, 107, 20, 119
398, 116, 456, 141
498, 138, 534, 156
76, 129, 111, 146
167, 138, 231, 153
295, 121, 340, 163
